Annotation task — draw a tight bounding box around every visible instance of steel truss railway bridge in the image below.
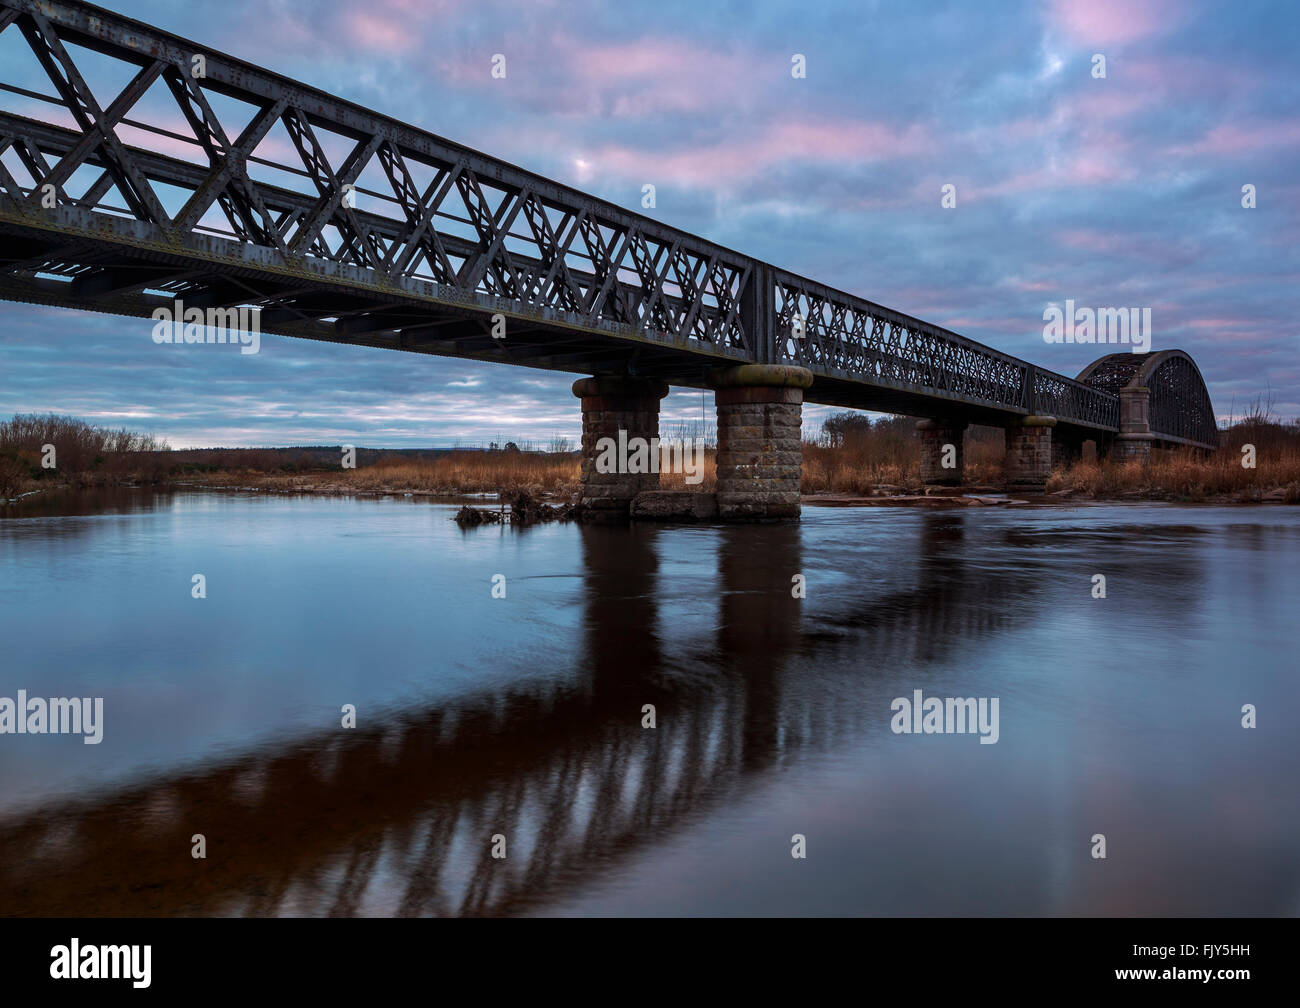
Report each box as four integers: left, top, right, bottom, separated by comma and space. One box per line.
0, 0, 1218, 517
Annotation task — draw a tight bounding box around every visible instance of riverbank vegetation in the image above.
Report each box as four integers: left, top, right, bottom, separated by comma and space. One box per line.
0, 414, 169, 498
204, 452, 583, 496
801, 415, 1007, 493
1047, 405, 1300, 502
3, 410, 1297, 505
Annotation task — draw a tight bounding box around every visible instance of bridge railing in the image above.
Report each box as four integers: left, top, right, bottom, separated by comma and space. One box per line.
770, 267, 1120, 427
1031, 368, 1121, 429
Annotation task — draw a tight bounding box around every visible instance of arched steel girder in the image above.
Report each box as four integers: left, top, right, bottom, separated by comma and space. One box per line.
1077, 349, 1218, 448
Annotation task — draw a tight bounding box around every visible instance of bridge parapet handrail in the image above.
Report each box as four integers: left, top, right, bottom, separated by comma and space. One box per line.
770, 267, 1120, 427
1031, 369, 1121, 428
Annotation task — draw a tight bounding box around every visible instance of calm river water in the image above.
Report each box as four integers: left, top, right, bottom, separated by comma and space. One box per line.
1, 490, 1296, 916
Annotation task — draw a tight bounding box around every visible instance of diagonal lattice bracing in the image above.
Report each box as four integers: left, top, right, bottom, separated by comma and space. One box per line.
772, 269, 1121, 428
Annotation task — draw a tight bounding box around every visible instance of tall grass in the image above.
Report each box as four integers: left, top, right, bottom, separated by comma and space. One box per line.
1049, 403, 1300, 500
210, 450, 722, 496
190, 451, 583, 496
1048, 444, 1300, 500
337, 454, 579, 495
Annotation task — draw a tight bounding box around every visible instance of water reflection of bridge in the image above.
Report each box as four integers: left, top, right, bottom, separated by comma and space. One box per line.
2, 513, 1040, 916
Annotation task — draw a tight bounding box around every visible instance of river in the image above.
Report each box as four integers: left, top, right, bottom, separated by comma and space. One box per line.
1, 489, 1296, 916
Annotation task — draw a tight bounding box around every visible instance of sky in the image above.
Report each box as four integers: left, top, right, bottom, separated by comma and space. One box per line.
0, 0, 1297, 447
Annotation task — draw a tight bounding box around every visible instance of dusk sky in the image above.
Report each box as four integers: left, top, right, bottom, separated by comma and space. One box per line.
1, 0, 1297, 447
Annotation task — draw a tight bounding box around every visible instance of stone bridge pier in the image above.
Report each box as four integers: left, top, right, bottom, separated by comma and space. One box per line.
712, 365, 813, 521
1113, 387, 1155, 462
572, 375, 669, 519
574, 365, 813, 522
918, 419, 968, 486
1004, 415, 1057, 490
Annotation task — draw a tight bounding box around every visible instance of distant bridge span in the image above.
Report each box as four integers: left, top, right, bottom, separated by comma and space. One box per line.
0, 0, 1217, 513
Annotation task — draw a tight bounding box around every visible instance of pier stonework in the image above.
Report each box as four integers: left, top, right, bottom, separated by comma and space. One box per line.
713, 365, 814, 521
1004, 415, 1056, 489
572, 375, 669, 519
918, 419, 968, 486
1113, 386, 1154, 463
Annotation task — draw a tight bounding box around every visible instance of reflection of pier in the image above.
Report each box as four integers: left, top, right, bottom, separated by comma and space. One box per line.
2, 513, 1045, 916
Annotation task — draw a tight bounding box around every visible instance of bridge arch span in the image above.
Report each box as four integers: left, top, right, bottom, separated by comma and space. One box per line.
1077, 349, 1218, 450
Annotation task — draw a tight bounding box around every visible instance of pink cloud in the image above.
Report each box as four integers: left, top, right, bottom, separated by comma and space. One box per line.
219, 0, 474, 60
974, 91, 1153, 165
343, 11, 421, 53
1005, 278, 1058, 293
214, 3, 334, 61
113, 124, 214, 165
1127, 55, 1261, 99
933, 315, 1035, 334
1062, 141, 1133, 183
1051, 0, 1182, 45
579, 38, 719, 81
1057, 228, 1156, 256
437, 34, 767, 117
344, 0, 468, 49
964, 148, 1136, 202
1184, 317, 1268, 330
580, 119, 932, 186
1169, 120, 1300, 156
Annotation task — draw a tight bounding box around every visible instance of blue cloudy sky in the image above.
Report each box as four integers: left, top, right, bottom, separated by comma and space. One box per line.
1, 0, 1297, 447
